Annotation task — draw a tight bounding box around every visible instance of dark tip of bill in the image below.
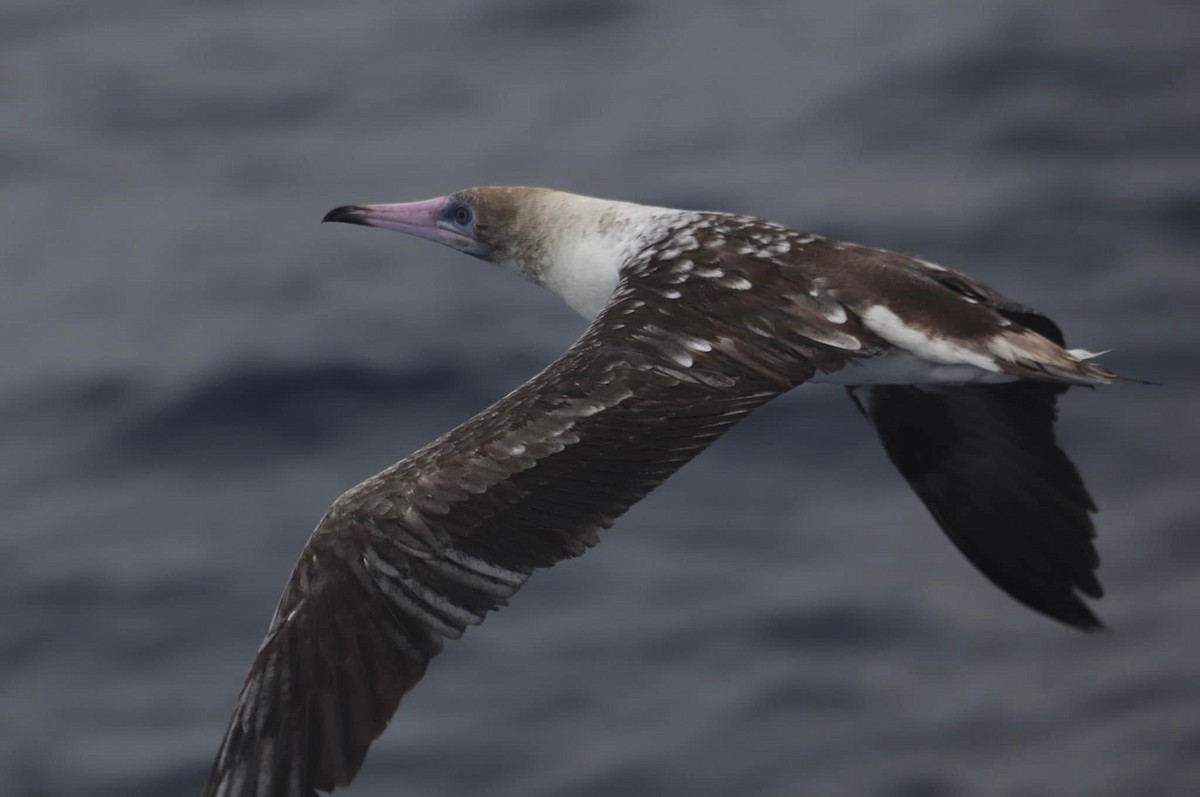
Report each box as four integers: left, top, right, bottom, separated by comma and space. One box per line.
322, 205, 367, 225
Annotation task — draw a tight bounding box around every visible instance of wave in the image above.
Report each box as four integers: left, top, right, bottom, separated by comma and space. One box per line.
112, 360, 470, 465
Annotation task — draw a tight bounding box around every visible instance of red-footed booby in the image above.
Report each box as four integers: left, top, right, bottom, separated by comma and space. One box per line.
202, 187, 1135, 797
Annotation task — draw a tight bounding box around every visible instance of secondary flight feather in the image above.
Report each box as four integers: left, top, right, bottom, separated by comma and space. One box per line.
202, 187, 1134, 797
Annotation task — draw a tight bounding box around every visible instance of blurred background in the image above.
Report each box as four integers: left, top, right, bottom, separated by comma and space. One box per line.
3, 1, 1198, 795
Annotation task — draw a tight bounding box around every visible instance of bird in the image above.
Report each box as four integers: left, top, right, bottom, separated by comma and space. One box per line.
201, 186, 1134, 797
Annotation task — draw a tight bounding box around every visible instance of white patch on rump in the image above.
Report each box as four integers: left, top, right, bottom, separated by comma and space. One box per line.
860, 305, 1001, 372
811, 353, 1017, 385
819, 304, 1016, 385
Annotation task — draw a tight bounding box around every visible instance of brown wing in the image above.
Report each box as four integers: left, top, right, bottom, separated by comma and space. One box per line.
201, 256, 867, 797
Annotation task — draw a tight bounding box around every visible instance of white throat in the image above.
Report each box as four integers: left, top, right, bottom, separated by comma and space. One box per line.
526, 194, 697, 319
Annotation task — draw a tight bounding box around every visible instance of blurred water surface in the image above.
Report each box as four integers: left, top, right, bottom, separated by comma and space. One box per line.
3, 1, 1198, 795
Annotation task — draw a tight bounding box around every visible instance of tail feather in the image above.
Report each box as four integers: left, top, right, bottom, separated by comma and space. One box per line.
987, 329, 1144, 386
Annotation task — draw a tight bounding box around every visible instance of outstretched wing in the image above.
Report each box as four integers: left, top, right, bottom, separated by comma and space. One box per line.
846, 273, 1104, 630
201, 256, 866, 797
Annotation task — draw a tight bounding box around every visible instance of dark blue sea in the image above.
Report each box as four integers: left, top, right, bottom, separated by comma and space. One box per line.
4, 1, 1198, 795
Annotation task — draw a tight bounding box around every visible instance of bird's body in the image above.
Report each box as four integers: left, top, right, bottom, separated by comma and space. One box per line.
203, 187, 1132, 797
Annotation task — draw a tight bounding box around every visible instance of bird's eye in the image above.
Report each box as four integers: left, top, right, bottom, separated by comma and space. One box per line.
453, 204, 472, 226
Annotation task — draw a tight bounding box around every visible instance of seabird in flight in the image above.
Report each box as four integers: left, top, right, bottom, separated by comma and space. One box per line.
202, 187, 1134, 797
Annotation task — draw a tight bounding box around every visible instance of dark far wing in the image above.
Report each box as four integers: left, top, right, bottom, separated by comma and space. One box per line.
849, 380, 1103, 630
199, 259, 850, 797
842, 257, 1105, 629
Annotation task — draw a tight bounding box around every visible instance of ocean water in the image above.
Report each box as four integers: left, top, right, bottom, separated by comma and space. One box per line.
3, 1, 1199, 795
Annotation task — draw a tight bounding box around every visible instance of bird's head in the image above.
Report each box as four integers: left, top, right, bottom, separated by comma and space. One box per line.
323, 186, 564, 276
323, 186, 690, 318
